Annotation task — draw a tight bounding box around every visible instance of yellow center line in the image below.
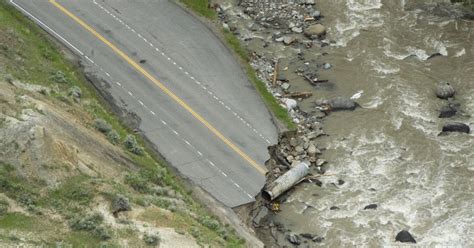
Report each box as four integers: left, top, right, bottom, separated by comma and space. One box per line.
49, 0, 267, 175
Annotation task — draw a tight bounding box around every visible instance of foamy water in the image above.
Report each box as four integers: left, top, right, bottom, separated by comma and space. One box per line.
275, 0, 474, 246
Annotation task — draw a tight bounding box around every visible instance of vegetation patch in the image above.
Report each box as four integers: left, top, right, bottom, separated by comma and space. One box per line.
222, 30, 296, 130
179, 0, 216, 19
43, 175, 95, 213
69, 213, 110, 241
0, 199, 9, 216
0, 212, 35, 230
143, 232, 161, 246
0, 163, 40, 213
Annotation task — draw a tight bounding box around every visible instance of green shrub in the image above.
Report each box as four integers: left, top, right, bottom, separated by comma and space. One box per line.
123, 134, 143, 155
68, 85, 82, 98
50, 70, 68, 84
107, 129, 120, 144
139, 167, 165, 186
0, 164, 38, 213
94, 118, 112, 133
47, 176, 94, 212
111, 194, 131, 214
5, 74, 14, 84
134, 197, 149, 207
198, 215, 220, 231
189, 226, 202, 239
0, 200, 9, 216
124, 173, 149, 193
69, 213, 110, 240
151, 197, 173, 209
18, 194, 36, 210
143, 232, 161, 246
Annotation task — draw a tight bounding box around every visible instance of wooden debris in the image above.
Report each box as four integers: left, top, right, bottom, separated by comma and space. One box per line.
303, 74, 329, 86
284, 91, 313, 99
272, 59, 279, 87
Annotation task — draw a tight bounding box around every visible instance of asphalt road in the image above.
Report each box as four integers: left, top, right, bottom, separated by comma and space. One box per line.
10, 0, 278, 207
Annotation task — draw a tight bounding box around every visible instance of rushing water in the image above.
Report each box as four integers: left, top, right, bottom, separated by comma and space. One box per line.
273, 0, 474, 246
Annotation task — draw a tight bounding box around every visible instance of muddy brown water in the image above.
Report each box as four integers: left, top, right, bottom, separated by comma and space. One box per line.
249, 0, 473, 246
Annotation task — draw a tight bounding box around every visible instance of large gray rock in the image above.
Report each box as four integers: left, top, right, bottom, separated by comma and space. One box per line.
283, 98, 298, 110
291, 26, 303, 33
439, 104, 457, 118
436, 83, 455, 99
304, 24, 326, 39
283, 36, 297, 45
328, 97, 359, 111
286, 233, 301, 245
442, 122, 470, 134
395, 230, 416, 243
311, 10, 321, 18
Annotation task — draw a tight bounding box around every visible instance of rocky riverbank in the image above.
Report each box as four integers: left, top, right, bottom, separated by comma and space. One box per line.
211, 0, 353, 246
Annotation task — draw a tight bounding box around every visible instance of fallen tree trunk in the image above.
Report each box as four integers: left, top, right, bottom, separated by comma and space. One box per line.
303, 74, 329, 86
284, 91, 313, 99
262, 162, 310, 201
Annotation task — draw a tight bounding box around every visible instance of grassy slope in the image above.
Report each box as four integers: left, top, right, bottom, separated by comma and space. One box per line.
179, 0, 296, 130
0, 1, 243, 246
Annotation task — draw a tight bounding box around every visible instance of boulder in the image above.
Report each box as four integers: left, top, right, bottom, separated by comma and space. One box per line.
313, 179, 322, 187
395, 230, 416, 243
283, 98, 298, 110
289, 137, 299, 147
295, 145, 305, 154
438, 105, 457, 118
442, 122, 470, 134
286, 233, 301, 245
313, 236, 325, 243
291, 26, 303, 33
283, 36, 297, 45
304, 24, 326, 39
436, 83, 455, 99
328, 97, 359, 111
275, 36, 284, 42
307, 144, 317, 156
222, 22, 230, 31
363, 204, 378, 210
316, 158, 326, 166
311, 10, 321, 18
323, 63, 332, 70
300, 233, 316, 239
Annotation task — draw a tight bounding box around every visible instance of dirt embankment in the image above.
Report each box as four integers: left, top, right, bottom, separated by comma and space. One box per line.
0, 80, 202, 246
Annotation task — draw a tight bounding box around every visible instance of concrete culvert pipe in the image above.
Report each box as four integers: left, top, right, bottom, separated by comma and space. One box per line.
262, 162, 310, 201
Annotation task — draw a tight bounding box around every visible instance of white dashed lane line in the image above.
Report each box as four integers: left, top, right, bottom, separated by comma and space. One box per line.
81, 0, 257, 200
92, 0, 271, 145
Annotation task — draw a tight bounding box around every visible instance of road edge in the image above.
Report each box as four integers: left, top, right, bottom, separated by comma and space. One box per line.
174, 0, 292, 133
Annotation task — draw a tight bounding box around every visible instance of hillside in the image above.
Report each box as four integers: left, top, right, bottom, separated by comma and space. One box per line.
0, 1, 243, 246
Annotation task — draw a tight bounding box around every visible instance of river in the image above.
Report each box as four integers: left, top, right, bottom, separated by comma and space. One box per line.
266, 0, 473, 246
